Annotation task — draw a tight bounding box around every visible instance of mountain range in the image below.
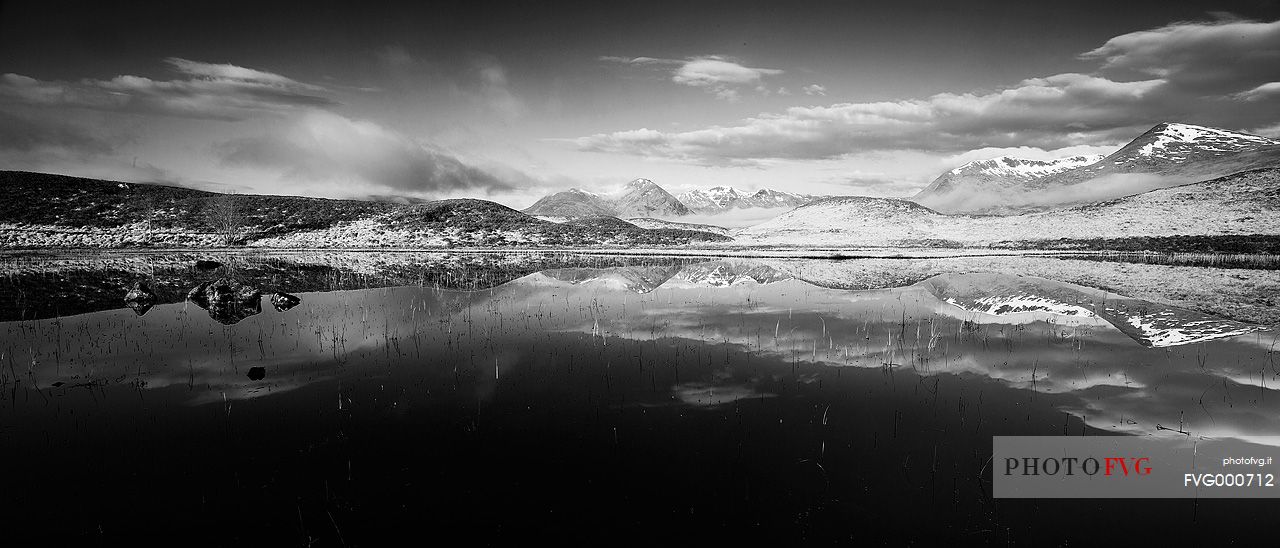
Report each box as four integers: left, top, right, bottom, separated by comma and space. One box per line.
524, 178, 824, 219
3, 121, 1278, 251
736, 167, 1280, 247
914, 123, 1280, 214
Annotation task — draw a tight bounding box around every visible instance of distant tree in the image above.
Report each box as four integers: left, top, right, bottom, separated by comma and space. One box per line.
206, 194, 244, 246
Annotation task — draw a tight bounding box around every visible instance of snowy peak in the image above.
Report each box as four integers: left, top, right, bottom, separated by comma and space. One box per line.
1126, 122, 1278, 159
946, 155, 1104, 179
678, 186, 825, 213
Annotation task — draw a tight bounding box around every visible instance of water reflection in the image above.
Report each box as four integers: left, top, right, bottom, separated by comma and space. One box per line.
3, 258, 1274, 447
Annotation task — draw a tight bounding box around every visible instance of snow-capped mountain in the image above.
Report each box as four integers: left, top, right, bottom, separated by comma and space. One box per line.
734, 167, 1280, 247
677, 186, 824, 213
1030, 122, 1280, 189
524, 178, 689, 218
913, 122, 1280, 214
913, 155, 1103, 212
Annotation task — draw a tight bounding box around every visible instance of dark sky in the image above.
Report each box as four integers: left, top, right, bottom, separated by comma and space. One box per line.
2, 0, 1279, 204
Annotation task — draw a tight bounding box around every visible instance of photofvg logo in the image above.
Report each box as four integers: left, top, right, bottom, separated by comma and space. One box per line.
1004, 456, 1151, 477
993, 437, 1280, 498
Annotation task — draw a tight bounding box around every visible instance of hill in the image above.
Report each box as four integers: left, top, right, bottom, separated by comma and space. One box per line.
0, 171, 730, 249
734, 168, 1280, 247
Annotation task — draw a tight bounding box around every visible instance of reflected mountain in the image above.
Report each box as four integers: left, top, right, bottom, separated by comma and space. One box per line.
536, 265, 684, 293
667, 260, 791, 287
534, 261, 791, 293
922, 272, 1261, 347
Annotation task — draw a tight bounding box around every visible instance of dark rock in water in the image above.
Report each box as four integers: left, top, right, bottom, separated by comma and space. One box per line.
123, 281, 156, 316
195, 260, 223, 270
126, 301, 154, 316
204, 278, 261, 306
247, 367, 266, 381
187, 278, 263, 325
270, 292, 301, 312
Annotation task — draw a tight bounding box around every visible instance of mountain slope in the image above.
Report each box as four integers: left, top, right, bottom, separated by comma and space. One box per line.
734, 168, 1280, 247
912, 123, 1280, 214
611, 178, 690, 217
625, 218, 732, 236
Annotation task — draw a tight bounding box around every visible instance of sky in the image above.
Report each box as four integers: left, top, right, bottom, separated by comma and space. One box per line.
2, 0, 1279, 208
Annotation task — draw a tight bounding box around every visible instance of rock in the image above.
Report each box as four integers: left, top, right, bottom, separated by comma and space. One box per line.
194, 260, 223, 270
187, 278, 263, 325
123, 281, 156, 316
246, 367, 266, 381
204, 278, 261, 306
186, 281, 211, 307
270, 292, 301, 312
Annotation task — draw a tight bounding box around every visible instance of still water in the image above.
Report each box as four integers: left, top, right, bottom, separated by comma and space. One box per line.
1, 253, 1277, 544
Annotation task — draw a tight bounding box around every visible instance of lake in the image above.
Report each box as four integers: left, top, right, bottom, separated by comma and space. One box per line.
1, 251, 1277, 544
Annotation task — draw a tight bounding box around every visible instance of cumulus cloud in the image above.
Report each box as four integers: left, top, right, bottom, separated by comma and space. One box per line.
575, 19, 1280, 164
0, 58, 336, 120
217, 111, 514, 196
802, 84, 826, 96
601, 55, 782, 101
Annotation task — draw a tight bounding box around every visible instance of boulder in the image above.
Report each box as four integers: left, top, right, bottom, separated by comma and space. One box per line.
186, 278, 263, 325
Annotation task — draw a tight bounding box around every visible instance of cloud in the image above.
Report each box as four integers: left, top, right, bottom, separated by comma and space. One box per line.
0, 110, 113, 155
1235, 81, 1280, 101
601, 55, 782, 101
0, 58, 336, 120
1082, 19, 1280, 94
802, 84, 826, 96
569, 73, 1165, 164
217, 110, 514, 196
671, 56, 782, 87
468, 54, 524, 117
574, 19, 1280, 164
